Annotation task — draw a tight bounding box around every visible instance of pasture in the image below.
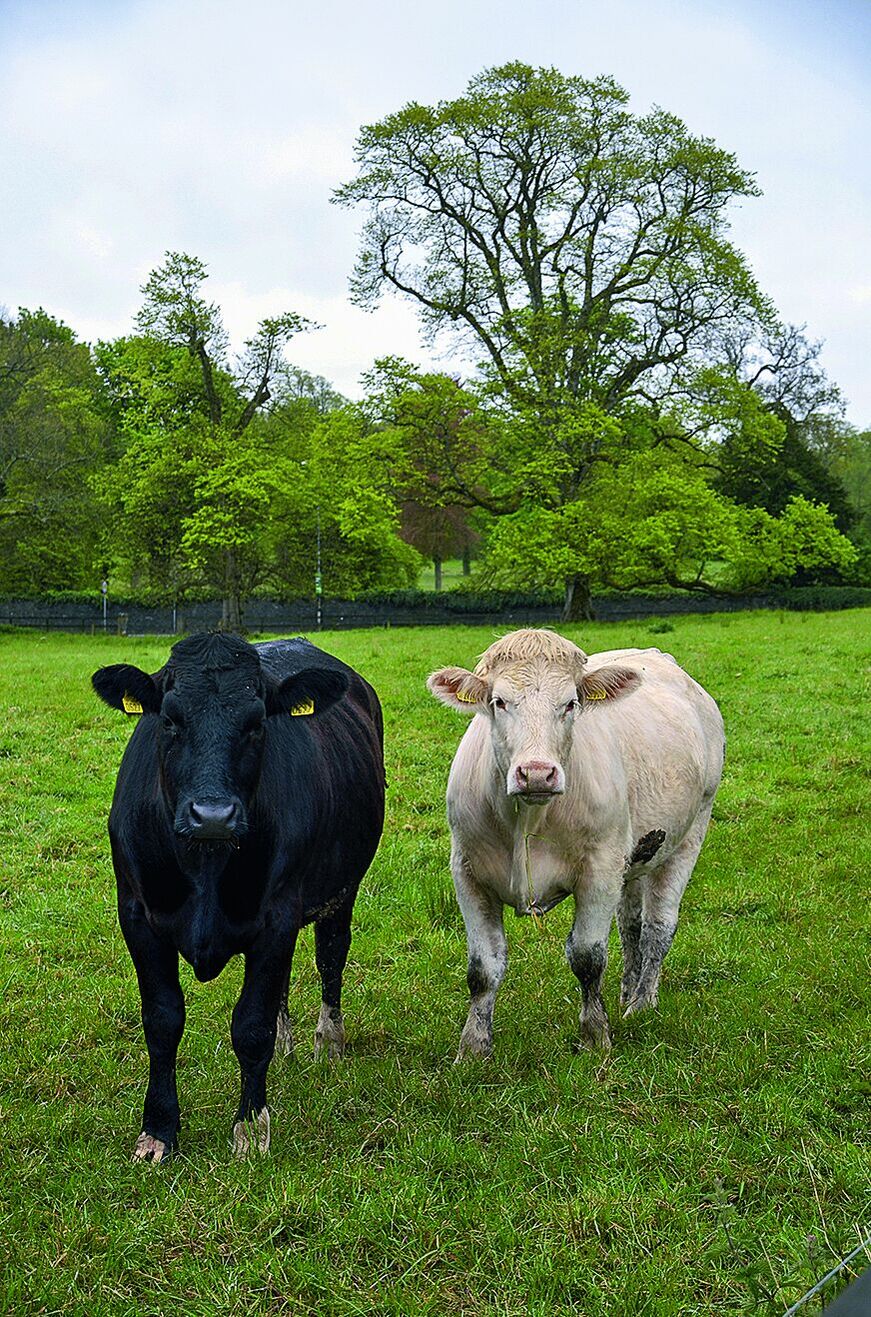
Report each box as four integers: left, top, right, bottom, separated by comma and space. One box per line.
1, 612, 868, 1316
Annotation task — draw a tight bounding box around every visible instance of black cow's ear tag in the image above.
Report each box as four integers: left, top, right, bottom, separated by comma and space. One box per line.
290, 698, 315, 717
122, 693, 144, 715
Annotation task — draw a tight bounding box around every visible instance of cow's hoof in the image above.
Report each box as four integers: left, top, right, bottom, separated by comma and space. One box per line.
314, 1004, 345, 1060
132, 1132, 169, 1164
232, 1107, 271, 1158
455, 1032, 492, 1062
622, 992, 657, 1018
578, 1017, 612, 1051
276, 1011, 294, 1057
314, 1035, 345, 1060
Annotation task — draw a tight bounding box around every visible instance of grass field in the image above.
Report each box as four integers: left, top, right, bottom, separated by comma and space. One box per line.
1, 612, 869, 1315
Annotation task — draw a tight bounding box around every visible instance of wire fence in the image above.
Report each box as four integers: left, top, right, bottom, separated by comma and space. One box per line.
2, 588, 867, 635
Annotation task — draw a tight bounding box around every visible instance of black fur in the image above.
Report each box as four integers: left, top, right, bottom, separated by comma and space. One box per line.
630, 829, 666, 866
93, 633, 385, 1150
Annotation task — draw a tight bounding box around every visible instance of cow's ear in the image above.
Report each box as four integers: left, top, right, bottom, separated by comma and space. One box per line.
92, 663, 162, 715
427, 667, 489, 713
580, 665, 641, 705
266, 667, 349, 718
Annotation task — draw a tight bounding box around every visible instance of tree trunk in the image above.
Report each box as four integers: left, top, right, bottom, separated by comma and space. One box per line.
433, 555, 443, 592
221, 549, 244, 633
462, 543, 472, 576
562, 573, 594, 622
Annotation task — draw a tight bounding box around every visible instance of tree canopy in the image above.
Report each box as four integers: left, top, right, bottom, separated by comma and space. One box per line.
337, 63, 859, 615
336, 62, 767, 416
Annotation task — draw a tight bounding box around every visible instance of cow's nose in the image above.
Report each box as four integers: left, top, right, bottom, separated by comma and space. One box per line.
513, 761, 561, 795
188, 799, 239, 838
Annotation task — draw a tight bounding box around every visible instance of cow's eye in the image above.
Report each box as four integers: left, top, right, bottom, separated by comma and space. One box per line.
162, 715, 181, 737
493, 696, 507, 711
564, 699, 578, 714
245, 721, 265, 741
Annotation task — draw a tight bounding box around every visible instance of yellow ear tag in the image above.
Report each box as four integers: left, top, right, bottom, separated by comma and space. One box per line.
290, 698, 315, 717
587, 689, 608, 700
456, 690, 478, 704
122, 693, 144, 715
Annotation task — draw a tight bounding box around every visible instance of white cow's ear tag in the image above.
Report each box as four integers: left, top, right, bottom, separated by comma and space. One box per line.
586, 689, 608, 700
456, 690, 478, 704
122, 693, 144, 715
290, 698, 315, 716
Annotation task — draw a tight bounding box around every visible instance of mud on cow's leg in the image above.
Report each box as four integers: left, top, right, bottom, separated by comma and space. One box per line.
119, 897, 186, 1164
314, 902, 354, 1060
623, 806, 712, 1018
617, 877, 644, 1010
231, 938, 292, 1157
453, 850, 507, 1061
566, 868, 622, 1050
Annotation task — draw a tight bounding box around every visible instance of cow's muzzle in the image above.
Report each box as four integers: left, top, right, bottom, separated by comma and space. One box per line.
509, 760, 564, 803
179, 798, 242, 840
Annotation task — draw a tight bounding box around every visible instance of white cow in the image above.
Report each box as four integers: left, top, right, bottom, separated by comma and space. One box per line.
427, 628, 725, 1057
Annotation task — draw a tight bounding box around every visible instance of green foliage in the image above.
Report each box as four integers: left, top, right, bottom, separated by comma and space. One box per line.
0, 308, 111, 593
337, 62, 767, 415
338, 68, 860, 608
1, 615, 869, 1314
478, 443, 858, 594
93, 257, 420, 616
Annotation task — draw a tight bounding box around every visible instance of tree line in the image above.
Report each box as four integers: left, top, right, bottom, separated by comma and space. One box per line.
1, 64, 868, 623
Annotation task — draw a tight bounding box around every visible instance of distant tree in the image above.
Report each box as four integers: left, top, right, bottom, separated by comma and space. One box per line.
102, 252, 315, 627
0, 308, 110, 592
269, 407, 423, 599
362, 360, 496, 587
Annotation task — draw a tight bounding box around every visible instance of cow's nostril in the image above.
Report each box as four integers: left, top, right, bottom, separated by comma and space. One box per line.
188, 800, 238, 837
513, 761, 561, 796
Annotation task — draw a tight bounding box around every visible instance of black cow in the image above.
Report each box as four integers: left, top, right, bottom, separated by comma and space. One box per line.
92, 633, 384, 1161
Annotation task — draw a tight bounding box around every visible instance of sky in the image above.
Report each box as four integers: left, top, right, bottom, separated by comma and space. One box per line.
1, 0, 869, 424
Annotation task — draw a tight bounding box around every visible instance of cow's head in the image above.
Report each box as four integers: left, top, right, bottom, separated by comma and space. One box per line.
428, 628, 640, 805
93, 634, 347, 842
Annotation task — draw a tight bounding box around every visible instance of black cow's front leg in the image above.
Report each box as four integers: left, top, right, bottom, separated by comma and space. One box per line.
230, 939, 292, 1157
314, 902, 354, 1059
119, 898, 185, 1163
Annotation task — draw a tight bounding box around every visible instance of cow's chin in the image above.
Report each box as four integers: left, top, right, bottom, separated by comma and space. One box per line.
175, 833, 242, 854
511, 790, 563, 807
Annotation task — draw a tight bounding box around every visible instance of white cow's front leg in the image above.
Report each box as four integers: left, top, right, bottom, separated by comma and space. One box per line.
452, 845, 507, 1061
566, 858, 623, 1050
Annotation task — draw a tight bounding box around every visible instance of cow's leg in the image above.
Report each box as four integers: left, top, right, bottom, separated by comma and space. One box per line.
453, 849, 507, 1061
119, 898, 185, 1163
275, 930, 299, 1058
623, 805, 712, 1017
313, 901, 354, 1059
230, 938, 293, 1157
617, 876, 644, 1010
566, 859, 623, 1050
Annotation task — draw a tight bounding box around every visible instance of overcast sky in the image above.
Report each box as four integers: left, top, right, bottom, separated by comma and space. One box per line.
1, 0, 869, 424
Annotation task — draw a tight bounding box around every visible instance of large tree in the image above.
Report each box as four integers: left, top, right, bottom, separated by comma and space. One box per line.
337, 62, 847, 615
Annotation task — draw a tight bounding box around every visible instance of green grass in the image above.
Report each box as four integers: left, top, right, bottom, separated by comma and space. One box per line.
1, 613, 869, 1315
